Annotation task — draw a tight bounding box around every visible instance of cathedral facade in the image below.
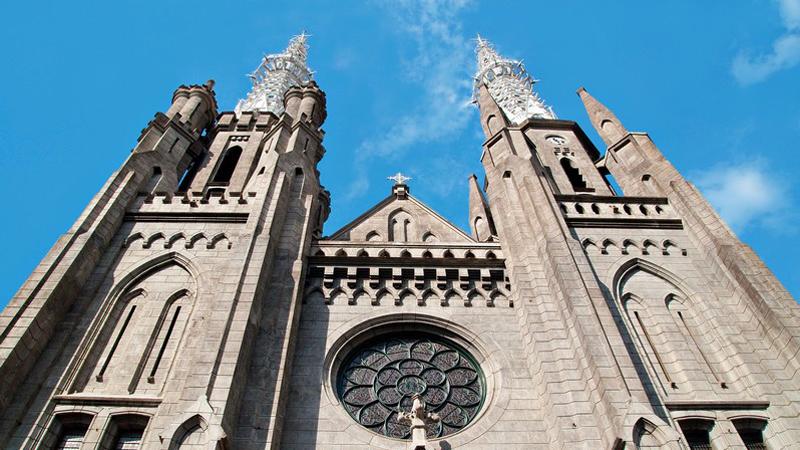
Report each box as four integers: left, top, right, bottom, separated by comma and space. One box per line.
1, 35, 799, 450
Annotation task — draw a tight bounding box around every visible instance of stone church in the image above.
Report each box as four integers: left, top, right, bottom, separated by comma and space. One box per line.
1, 34, 799, 450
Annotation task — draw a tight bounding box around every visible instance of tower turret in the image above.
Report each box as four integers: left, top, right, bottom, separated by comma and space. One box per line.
468, 174, 496, 242
577, 86, 627, 147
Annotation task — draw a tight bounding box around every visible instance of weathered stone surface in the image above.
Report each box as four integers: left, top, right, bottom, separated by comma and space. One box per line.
0, 40, 797, 450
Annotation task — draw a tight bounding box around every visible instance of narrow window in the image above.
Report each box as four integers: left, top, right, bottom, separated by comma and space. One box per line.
114, 428, 144, 450
178, 157, 201, 192
679, 420, 713, 450
147, 306, 182, 383
211, 146, 242, 184
55, 423, 89, 450
733, 419, 767, 450
560, 158, 588, 191
97, 305, 137, 382
103, 415, 149, 450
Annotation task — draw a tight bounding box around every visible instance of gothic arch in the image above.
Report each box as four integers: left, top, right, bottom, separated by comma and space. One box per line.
143, 232, 165, 249
388, 208, 414, 242
613, 259, 724, 391
165, 232, 186, 249
123, 232, 144, 248
167, 414, 209, 449
422, 231, 438, 243
68, 252, 200, 396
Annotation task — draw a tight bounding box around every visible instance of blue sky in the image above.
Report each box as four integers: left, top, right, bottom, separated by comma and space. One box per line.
0, 0, 798, 304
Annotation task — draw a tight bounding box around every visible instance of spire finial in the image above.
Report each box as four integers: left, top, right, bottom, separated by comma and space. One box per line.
235, 32, 314, 116
472, 35, 555, 123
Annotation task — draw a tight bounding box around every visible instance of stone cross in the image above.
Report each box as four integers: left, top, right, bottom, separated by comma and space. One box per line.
387, 172, 412, 185
398, 394, 440, 449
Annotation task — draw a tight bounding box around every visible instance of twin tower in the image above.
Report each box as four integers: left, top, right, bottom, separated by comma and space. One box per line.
1, 34, 799, 450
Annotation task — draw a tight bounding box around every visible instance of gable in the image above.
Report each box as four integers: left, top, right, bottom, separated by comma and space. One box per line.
328, 190, 474, 243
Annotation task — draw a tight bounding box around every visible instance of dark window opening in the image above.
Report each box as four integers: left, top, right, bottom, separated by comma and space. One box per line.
211, 146, 242, 185
55, 423, 89, 450
680, 420, 713, 450
734, 419, 767, 450
560, 158, 590, 192
177, 157, 201, 192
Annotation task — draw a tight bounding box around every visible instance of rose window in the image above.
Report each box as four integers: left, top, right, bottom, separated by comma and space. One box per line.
337, 334, 485, 439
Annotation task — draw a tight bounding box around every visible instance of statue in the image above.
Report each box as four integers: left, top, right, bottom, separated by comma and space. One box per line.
398, 394, 441, 449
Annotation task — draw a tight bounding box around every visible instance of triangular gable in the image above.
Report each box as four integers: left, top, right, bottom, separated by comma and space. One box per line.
327, 189, 474, 243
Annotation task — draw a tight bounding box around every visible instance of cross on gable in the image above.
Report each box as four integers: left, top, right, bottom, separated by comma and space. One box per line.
388, 172, 411, 185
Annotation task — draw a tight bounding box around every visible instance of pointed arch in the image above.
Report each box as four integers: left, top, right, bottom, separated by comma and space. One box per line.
71, 252, 199, 396
208, 233, 231, 249
375, 288, 393, 306
601, 238, 619, 255
422, 231, 438, 243
167, 414, 209, 449
662, 239, 679, 255
334, 248, 347, 257
165, 233, 186, 249
613, 258, 723, 391
622, 239, 640, 255
186, 233, 208, 249
124, 232, 145, 248
632, 418, 670, 449
642, 239, 658, 255
365, 230, 381, 242
143, 232, 165, 249
352, 288, 369, 306
327, 287, 347, 305
582, 238, 600, 254
388, 208, 414, 242
356, 249, 369, 257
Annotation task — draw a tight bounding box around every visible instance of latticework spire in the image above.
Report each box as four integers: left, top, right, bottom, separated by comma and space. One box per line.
235, 33, 313, 116
473, 35, 555, 123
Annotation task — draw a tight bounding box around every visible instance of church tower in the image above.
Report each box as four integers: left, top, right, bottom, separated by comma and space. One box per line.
472, 37, 800, 449
2, 32, 800, 450
0, 34, 330, 449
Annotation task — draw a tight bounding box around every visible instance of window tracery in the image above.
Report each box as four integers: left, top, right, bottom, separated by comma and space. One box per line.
338, 334, 484, 439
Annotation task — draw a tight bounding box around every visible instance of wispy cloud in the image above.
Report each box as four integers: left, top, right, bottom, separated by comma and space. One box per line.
693, 161, 795, 234
345, 0, 476, 199
732, 0, 800, 85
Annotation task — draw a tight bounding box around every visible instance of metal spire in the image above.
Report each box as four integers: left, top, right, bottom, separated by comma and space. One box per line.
235, 33, 313, 116
473, 35, 555, 123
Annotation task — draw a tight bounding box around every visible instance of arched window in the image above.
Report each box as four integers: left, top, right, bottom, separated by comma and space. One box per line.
48, 413, 93, 450
101, 414, 149, 450
388, 210, 413, 242
678, 419, 713, 450
560, 158, 588, 191
733, 419, 767, 450
211, 146, 242, 184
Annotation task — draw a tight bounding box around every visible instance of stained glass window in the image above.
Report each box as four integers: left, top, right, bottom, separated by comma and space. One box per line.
337, 334, 485, 439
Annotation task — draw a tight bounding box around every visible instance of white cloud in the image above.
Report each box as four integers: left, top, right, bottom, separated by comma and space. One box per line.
345, 0, 476, 199
694, 161, 791, 233
779, 0, 800, 30
732, 0, 800, 85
